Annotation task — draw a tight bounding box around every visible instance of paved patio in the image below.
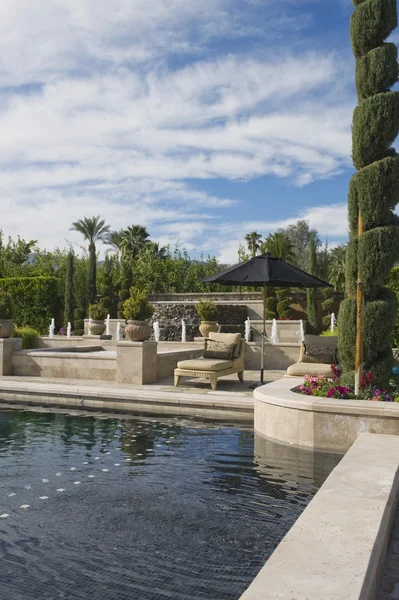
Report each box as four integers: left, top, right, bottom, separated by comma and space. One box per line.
0, 370, 285, 421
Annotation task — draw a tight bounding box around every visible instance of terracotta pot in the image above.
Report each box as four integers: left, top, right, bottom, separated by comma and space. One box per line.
0, 319, 15, 338
199, 321, 219, 338
124, 320, 151, 342
88, 320, 106, 336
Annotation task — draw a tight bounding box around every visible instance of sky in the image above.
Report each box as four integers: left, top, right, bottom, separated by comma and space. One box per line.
0, 0, 394, 263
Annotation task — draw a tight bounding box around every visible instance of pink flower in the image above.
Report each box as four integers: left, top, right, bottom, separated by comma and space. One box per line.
327, 388, 336, 398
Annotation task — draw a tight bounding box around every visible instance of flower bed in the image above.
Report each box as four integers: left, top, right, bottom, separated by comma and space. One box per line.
298, 366, 399, 402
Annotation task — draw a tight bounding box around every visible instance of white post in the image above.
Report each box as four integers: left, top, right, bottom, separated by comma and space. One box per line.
181, 320, 186, 343
67, 322, 71, 338
299, 319, 305, 342
106, 314, 111, 336
245, 317, 251, 343
153, 320, 160, 342
49, 318, 55, 338
330, 312, 336, 332
116, 321, 121, 341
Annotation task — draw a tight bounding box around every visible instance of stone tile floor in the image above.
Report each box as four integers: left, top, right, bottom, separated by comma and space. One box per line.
378, 512, 399, 599
0, 370, 285, 398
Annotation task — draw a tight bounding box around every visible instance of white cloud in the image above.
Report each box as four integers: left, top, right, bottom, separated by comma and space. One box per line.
0, 0, 355, 258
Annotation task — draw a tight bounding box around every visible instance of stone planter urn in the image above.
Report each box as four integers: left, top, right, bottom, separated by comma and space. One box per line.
199, 321, 219, 338
0, 319, 15, 338
88, 319, 106, 336
124, 320, 152, 342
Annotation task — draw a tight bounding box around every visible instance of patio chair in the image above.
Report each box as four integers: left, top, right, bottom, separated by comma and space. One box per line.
286, 334, 338, 378
174, 332, 245, 390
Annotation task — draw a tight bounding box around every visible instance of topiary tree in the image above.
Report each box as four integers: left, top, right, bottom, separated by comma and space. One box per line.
99, 255, 117, 318
306, 232, 319, 333
64, 249, 75, 329
339, 0, 399, 390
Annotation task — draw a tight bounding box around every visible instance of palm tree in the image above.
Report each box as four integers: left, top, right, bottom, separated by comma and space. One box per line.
146, 241, 168, 259
120, 225, 150, 261
261, 230, 295, 262
244, 231, 262, 258
329, 245, 346, 291
104, 230, 124, 260
70, 216, 110, 304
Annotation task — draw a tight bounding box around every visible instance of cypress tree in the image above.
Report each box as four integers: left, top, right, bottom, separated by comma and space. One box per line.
99, 255, 117, 318
117, 261, 133, 319
339, 0, 399, 387
64, 249, 75, 329
306, 232, 318, 333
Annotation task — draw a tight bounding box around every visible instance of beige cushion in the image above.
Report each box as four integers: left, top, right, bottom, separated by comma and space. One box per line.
177, 358, 233, 372
203, 339, 236, 360
287, 362, 334, 378
209, 332, 241, 358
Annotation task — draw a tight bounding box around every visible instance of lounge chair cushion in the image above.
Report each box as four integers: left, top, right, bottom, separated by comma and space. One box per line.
287, 362, 334, 378
203, 339, 236, 360
177, 358, 233, 372
208, 332, 241, 358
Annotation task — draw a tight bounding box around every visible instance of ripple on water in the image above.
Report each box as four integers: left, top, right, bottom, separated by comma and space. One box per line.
0, 409, 340, 600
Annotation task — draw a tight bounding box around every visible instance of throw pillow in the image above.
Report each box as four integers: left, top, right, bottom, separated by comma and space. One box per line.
203, 339, 235, 360
303, 344, 337, 365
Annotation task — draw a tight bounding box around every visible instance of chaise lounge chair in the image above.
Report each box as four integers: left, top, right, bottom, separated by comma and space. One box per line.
286, 334, 338, 378
174, 332, 245, 390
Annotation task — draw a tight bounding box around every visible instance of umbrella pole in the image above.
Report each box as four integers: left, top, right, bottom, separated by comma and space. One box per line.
261, 285, 266, 383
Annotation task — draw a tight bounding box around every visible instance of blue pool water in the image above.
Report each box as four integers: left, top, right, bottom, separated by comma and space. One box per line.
0, 408, 341, 599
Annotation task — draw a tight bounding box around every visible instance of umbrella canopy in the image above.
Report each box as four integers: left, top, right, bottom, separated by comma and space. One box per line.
202, 253, 332, 386
202, 253, 332, 288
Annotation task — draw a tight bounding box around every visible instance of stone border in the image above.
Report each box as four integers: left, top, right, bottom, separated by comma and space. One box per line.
0, 378, 253, 421
254, 377, 399, 453
240, 433, 399, 600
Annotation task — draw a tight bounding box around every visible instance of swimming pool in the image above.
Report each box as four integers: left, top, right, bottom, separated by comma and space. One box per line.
0, 408, 341, 599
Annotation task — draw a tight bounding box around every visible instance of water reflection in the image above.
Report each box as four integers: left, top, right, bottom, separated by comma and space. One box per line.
0, 408, 341, 600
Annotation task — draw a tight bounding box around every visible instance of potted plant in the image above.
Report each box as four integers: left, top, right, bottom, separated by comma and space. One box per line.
196, 300, 219, 337
88, 302, 107, 336
0, 290, 15, 338
123, 287, 154, 342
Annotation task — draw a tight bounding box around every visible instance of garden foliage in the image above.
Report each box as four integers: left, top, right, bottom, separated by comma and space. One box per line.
0, 277, 59, 334
12, 327, 40, 349
339, 0, 399, 387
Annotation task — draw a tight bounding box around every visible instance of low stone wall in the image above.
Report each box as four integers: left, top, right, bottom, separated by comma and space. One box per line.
255, 377, 399, 453
240, 433, 399, 600
12, 349, 117, 381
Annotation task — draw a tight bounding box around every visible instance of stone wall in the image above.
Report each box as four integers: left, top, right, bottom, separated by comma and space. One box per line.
150, 304, 248, 341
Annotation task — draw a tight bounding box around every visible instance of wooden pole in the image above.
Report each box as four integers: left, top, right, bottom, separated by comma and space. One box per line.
355, 214, 364, 395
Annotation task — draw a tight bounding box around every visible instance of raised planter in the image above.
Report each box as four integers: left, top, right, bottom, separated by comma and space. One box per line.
254, 377, 399, 453
88, 320, 106, 336
0, 319, 15, 338
124, 320, 151, 342
199, 321, 219, 337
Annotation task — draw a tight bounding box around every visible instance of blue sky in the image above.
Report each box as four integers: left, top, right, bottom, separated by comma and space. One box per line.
0, 0, 393, 263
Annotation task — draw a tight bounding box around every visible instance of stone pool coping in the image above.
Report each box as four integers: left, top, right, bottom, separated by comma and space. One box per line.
0, 376, 255, 421
240, 432, 399, 600
254, 377, 399, 452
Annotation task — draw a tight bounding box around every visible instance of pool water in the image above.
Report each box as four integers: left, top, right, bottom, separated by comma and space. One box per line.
0, 408, 341, 600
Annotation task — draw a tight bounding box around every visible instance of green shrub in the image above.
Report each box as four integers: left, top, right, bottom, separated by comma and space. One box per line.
74, 329, 84, 337
88, 303, 107, 320
356, 43, 398, 99
352, 92, 399, 169
350, 0, 397, 58
195, 300, 217, 321
0, 290, 14, 319
12, 326, 39, 349
73, 307, 85, 332
0, 277, 59, 334
265, 294, 277, 319
321, 328, 338, 337
123, 288, 154, 321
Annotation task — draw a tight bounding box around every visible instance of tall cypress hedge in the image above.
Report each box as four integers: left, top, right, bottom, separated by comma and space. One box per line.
0, 277, 59, 334
338, 0, 399, 386
306, 232, 318, 333
64, 250, 75, 329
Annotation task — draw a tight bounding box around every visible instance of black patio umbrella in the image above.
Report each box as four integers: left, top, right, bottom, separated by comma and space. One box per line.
202, 253, 332, 387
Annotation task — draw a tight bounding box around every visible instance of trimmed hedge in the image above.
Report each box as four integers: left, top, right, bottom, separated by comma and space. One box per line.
0, 277, 59, 334
350, 0, 397, 58
339, 0, 399, 386
356, 43, 398, 99
352, 92, 399, 169
12, 327, 40, 349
